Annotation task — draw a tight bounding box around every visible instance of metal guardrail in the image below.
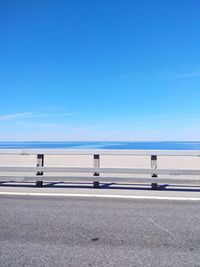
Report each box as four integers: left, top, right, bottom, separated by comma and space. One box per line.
0, 149, 200, 189
0, 149, 200, 156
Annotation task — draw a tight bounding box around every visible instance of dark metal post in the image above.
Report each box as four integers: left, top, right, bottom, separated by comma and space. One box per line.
151, 155, 158, 189
36, 154, 44, 187
93, 154, 100, 188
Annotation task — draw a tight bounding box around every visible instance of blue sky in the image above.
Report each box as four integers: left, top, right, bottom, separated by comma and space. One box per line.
0, 0, 200, 141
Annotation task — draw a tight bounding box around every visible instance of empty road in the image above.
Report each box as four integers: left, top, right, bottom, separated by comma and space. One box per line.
1, 189, 200, 267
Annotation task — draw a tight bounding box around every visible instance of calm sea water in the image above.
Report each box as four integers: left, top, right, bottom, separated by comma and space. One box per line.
0, 141, 200, 150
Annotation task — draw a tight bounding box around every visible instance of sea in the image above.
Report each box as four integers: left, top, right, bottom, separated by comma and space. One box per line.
0, 141, 200, 150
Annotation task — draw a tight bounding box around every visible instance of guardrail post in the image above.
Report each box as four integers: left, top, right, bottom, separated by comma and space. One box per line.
93, 154, 100, 188
151, 155, 158, 189
36, 154, 44, 187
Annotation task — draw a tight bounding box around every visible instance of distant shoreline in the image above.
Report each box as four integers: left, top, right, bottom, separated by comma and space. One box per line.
0, 141, 200, 150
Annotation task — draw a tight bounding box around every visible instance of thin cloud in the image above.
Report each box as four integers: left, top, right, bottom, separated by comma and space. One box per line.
21, 122, 64, 128
30, 113, 79, 118
0, 112, 79, 121
120, 70, 200, 80
0, 112, 33, 121
174, 72, 200, 79
71, 126, 102, 131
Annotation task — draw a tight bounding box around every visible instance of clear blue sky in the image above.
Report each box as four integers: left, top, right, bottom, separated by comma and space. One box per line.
0, 0, 200, 141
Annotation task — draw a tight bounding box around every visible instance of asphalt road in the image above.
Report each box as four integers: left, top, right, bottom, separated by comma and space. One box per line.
1, 195, 200, 267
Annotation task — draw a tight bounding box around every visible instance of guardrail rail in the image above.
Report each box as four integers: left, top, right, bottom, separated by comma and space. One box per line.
0, 149, 200, 189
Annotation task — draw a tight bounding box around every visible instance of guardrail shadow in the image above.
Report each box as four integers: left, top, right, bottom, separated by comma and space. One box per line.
1, 180, 200, 192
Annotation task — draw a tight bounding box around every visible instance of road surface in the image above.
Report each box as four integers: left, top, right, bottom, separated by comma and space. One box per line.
1, 183, 200, 266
